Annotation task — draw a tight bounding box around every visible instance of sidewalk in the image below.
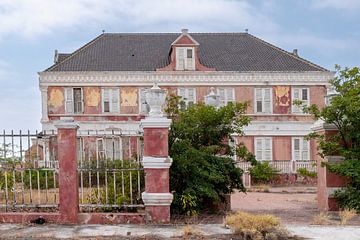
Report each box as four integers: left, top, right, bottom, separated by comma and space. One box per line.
0, 223, 360, 239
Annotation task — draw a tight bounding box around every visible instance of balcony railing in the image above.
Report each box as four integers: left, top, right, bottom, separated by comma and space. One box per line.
237, 160, 317, 174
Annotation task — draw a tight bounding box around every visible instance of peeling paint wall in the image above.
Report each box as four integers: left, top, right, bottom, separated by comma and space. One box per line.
273, 136, 291, 160
235, 86, 253, 113
48, 87, 65, 114
273, 86, 291, 114
84, 87, 101, 114
120, 87, 138, 114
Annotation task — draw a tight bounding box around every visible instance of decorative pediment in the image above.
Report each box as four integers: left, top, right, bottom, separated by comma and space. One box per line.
171, 29, 199, 46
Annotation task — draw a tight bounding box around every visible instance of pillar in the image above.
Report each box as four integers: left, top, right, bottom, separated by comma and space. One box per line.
312, 120, 349, 211
40, 86, 49, 123
141, 117, 172, 223
55, 118, 79, 223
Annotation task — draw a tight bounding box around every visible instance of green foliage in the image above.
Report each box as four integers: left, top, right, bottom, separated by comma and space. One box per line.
333, 187, 360, 213
303, 66, 360, 211
297, 167, 317, 178
168, 95, 250, 214
180, 193, 198, 216
248, 162, 279, 184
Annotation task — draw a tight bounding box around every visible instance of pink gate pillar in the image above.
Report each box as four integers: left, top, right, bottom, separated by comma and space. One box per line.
141, 117, 173, 223
312, 120, 349, 211
55, 119, 79, 224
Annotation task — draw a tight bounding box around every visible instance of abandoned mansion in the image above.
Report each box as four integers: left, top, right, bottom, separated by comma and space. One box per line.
38, 29, 334, 163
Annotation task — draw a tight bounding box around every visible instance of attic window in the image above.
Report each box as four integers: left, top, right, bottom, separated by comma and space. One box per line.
176, 47, 195, 70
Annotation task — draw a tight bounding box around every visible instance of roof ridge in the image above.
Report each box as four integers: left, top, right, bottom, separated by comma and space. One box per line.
44, 34, 106, 72
247, 33, 329, 72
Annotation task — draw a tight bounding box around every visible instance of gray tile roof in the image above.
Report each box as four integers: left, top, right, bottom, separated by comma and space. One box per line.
46, 33, 327, 72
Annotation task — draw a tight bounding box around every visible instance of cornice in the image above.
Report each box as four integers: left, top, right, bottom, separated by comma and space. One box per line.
39, 71, 335, 86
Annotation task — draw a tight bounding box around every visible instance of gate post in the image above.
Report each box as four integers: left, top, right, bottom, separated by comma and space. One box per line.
312, 120, 349, 211
141, 84, 173, 223
55, 118, 79, 224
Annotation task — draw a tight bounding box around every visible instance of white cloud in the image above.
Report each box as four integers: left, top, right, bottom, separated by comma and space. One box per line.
311, 0, 360, 10
0, 0, 279, 38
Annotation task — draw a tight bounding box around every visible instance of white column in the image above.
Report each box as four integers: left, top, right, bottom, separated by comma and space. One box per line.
40, 86, 49, 123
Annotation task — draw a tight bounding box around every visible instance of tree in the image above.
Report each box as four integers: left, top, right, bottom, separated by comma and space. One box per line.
303, 66, 360, 211
166, 94, 251, 214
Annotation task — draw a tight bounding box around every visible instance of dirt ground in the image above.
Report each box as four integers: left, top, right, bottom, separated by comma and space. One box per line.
231, 188, 360, 225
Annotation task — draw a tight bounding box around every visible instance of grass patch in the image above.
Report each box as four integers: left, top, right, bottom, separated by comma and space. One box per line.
225, 211, 293, 240
312, 212, 330, 225
339, 208, 357, 225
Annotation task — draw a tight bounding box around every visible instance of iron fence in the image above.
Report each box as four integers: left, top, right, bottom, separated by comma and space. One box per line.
77, 130, 145, 212
0, 130, 59, 211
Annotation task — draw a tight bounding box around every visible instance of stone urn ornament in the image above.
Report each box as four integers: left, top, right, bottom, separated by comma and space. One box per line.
145, 82, 166, 118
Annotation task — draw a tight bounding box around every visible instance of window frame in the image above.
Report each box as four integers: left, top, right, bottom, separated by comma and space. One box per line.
101, 88, 120, 114
64, 87, 84, 114
177, 87, 196, 109
254, 137, 273, 161
254, 88, 273, 114
176, 47, 195, 70
217, 87, 235, 106
292, 137, 310, 161
291, 87, 310, 114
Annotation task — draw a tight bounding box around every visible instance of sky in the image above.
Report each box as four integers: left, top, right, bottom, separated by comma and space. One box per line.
0, 0, 359, 131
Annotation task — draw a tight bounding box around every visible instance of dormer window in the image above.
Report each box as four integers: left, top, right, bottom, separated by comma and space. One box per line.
176, 47, 195, 70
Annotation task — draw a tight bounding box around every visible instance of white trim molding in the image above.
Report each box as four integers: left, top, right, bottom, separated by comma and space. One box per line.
39, 71, 335, 87
140, 117, 171, 129
142, 156, 172, 169
142, 192, 173, 206
243, 121, 315, 136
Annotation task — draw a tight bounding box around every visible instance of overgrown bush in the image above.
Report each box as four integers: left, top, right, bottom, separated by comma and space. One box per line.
297, 167, 317, 178
225, 211, 291, 240
167, 96, 251, 214
333, 187, 360, 212
249, 162, 279, 184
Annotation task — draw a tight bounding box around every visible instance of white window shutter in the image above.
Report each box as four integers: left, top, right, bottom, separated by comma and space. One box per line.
186, 48, 195, 70
255, 138, 263, 161
302, 139, 310, 160
226, 88, 235, 102
80, 88, 84, 113
292, 88, 301, 113
140, 88, 148, 113
293, 138, 301, 160
111, 88, 119, 113
187, 88, 195, 105
302, 88, 309, 107
176, 48, 185, 70
65, 88, 74, 114
255, 88, 262, 113
264, 138, 272, 161
264, 88, 271, 113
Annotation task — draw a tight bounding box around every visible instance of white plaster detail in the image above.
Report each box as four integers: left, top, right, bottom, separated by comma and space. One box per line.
241, 121, 315, 136
39, 71, 334, 87
311, 119, 338, 132
142, 156, 172, 169
145, 83, 166, 118
142, 192, 173, 206
54, 117, 79, 129
40, 86, 49, 123
140, 117, 171, 129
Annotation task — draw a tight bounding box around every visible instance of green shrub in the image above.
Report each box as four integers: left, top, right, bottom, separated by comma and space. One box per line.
297, 167, 317, 178
170, 144, 244, 214
249, 162, 278, 184
333, 187, 360, 213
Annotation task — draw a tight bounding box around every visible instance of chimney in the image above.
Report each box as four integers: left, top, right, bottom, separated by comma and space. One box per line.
292, 49, 298, 56
54, 49, 59, 63
181, 28, 188, 34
